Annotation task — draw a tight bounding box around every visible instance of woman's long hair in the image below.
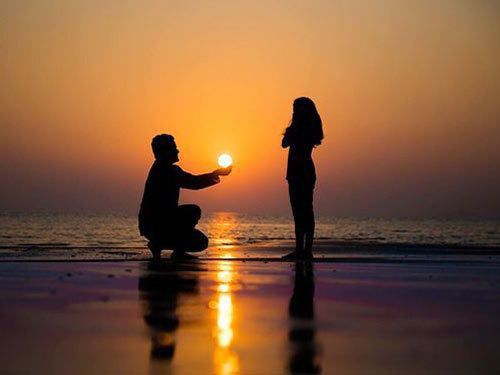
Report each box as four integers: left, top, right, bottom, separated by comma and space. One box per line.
285, 97, 324, 146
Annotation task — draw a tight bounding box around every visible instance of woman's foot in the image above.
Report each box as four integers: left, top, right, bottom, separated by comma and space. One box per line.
281, 250, 314, 261
302, 250, 314, 260
171, 251, 199, 260
282, 250, 300, 260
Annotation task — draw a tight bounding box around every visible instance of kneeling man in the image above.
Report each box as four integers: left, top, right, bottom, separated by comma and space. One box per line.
139, 134, 231, 260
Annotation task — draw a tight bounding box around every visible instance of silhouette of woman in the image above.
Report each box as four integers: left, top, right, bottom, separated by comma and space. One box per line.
282, 97, 324, 260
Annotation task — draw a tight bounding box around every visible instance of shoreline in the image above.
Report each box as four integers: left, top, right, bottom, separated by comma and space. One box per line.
1, 240, 500, 262
1, 256, 498, 264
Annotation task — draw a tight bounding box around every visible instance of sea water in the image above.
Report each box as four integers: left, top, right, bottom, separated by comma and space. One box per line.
0, 211, 499, 260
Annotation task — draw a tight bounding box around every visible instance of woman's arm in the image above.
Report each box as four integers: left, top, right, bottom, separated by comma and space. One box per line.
282, 128, 292, 148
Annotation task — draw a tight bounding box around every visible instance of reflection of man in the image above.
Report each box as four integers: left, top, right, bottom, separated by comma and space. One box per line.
139, 134, 231, 260
138, 261, 202, 361
288, 262, 321, 374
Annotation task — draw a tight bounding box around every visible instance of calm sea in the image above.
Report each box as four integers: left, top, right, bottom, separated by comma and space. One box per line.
0, 212, 499, 260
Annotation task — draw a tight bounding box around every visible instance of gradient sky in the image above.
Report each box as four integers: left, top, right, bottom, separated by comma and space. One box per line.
1, 0, 499, 217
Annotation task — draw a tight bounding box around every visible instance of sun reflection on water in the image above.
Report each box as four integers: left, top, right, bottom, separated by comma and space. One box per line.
217, 293, 233, 348
207, 212, 239, 248
212, 260, 240, 374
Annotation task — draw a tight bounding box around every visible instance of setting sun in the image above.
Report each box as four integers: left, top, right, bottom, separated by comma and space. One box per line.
218, 154, 233, 168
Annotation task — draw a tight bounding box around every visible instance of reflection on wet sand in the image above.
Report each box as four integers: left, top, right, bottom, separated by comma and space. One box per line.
288, 261, 321, 374
138, 258, 241, 373
212, 260, 240, 374
138, 261, 202, 364
2, 257, 498, 373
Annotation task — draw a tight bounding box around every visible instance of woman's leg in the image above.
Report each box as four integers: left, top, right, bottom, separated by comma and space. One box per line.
283, 182, 306, 260
303, 182, 315, 255
289, 183, 304, 252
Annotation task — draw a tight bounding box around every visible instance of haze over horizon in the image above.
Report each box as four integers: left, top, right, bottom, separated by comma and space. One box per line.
1, 0, 499, 218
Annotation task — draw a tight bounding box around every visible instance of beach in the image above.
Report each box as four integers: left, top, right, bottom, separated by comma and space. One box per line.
3, 0, 500, 373
1, 251, 499, 374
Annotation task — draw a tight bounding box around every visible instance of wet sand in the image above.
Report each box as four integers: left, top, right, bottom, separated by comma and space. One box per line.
1, 239, 499, 261
0, 256, 499, 374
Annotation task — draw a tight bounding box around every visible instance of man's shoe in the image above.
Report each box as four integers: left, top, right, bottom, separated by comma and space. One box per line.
147, 242, 162, 261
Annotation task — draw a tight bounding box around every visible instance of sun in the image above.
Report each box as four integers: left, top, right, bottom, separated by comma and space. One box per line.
218, 154, 233, 168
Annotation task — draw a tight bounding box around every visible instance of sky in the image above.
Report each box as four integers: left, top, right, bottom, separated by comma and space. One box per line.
1, 0, 499, 218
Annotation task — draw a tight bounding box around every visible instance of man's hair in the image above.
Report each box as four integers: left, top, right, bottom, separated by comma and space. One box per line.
151, 134, 176, 159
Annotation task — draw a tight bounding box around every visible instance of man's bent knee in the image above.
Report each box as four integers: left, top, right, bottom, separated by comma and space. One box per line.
189, 205, 202, 220
186, 230, 208, 253
178, 204, 202, 222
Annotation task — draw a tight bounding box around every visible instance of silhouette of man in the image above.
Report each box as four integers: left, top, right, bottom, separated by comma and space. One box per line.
139, 134, 231, 260
138, 261, 203, 362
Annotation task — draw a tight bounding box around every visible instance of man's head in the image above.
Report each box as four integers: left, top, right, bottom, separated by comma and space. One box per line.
151, 134, 179, 162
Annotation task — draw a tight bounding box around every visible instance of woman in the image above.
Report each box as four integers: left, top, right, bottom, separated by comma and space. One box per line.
282, 97, 324, 260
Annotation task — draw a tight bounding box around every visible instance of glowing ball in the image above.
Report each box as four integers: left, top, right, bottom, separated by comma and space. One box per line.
218, 154, 233, 168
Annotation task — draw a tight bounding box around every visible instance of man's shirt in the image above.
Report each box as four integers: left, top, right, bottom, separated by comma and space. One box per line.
138, 160, 217, 236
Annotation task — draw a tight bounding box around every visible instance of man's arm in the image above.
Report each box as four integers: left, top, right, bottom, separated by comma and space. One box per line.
176, 167, 220, 190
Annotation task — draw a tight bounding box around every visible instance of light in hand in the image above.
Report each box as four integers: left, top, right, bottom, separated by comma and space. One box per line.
218, 153, 233, 168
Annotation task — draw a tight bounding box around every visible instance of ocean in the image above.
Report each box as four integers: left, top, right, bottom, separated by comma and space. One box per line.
1, 212, 499, 260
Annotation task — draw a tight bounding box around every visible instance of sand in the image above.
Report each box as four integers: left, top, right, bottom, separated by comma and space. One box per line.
0, 254, 499, 374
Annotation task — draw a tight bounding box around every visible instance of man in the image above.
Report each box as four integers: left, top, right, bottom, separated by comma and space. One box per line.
139, 134, 231, 260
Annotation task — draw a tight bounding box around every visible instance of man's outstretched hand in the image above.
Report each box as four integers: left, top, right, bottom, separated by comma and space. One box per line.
213, 166, 232, 176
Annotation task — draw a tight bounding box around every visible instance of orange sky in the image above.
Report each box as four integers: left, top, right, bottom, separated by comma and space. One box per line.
1, 0, 499, 217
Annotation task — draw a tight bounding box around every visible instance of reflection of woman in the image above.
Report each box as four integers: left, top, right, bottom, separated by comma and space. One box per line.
288, 262, 321, 374
282, 97, 324, 260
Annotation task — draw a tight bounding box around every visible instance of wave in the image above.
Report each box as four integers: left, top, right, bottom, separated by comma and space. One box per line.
0, 245, 145, 250
15, 242, 72, 247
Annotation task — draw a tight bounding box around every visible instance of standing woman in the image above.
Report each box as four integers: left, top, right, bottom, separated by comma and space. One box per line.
282, 97, 324, 260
